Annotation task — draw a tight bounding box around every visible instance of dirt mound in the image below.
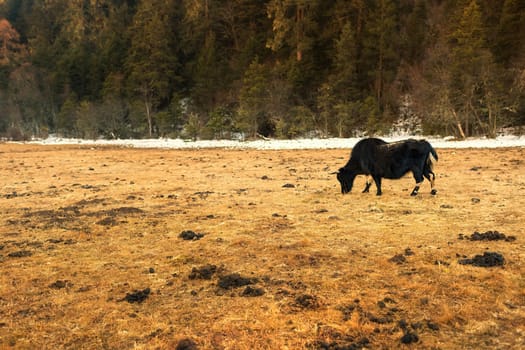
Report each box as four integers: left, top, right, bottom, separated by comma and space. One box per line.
389, 248, 414, 264
217, 273, 258, 289
175, 338, 198, 350
96, 217, 118, 226
49, 280, 72, 289
459, 230, 516, 242
294, 294, 320, 310
7, 250, 33, 258
189, 265, 217, 280
104, 207, 145, 216
308, 337, 370, 350
400, 331, 419, 344
121, 288, 151, 303
241, 286, 265, 297
458, 252, 505, 267
179, 230, 204, 240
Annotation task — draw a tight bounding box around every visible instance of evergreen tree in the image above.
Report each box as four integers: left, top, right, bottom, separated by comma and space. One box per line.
448, 0, 503, 137
332, 22, 359, 99
403, 0, 428, 64
267, 0, 321, 62
56, 97, 78, 137
237, 58, 269, 137
361, 0, 399, 123
181, 0, 246, 125
0, 1, 524, 139
449, 0, 486, 136
268, 0, 332, 92
125, 0, 180, 137
318, 21, 361, 137
191, 31, 224, 115
494, 0, 525, 66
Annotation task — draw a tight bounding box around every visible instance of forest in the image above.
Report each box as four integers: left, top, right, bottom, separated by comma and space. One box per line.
0, 0, 524, 140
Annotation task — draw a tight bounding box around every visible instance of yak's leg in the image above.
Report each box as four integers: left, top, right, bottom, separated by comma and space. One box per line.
362, 175, 373, 193
372, 176, 382, 196
411, 171, 424, 196
424, 171, 437, 195
410, 183, 422, 196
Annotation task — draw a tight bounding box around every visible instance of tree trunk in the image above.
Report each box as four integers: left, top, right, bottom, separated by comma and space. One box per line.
296, 5, 304, 61
452, 110, 466, 139
375, 0, 385, 107
487, 108, 497, 138
144, 92, 153, 137
324, 115, 328, 138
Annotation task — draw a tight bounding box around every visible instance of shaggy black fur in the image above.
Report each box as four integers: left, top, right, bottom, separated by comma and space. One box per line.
336, 138, 438, 196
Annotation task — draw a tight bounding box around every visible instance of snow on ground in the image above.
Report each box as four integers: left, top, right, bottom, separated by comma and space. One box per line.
28, 135, 525, 150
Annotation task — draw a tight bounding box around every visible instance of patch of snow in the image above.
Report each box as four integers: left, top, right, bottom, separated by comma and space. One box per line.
25, 135, 525, 150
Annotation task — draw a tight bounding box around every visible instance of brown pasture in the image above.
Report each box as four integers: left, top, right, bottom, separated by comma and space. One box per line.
0, 143, 524, 349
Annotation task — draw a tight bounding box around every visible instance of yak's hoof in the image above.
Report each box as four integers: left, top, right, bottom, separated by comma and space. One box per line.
410, 191, 418, 196
431, 189, 437, 195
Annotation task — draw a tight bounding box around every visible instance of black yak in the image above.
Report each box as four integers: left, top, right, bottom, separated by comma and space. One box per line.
336, 138, 438, 196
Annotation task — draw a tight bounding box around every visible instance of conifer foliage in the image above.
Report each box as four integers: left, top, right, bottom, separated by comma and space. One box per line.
0, 0, 524, 140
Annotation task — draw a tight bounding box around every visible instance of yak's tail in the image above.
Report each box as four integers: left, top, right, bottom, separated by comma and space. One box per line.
426, 143, 438, 175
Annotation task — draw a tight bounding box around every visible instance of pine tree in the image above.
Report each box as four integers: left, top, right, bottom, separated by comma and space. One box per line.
404, 0, 428, 64
267, 0, 318, 62
266, 0, 324, 129
125, 0, 180, 137
318, 20, 360, 137
361, 0, 399, 117
449, 0, 501, 137
494, 0, 525, 66
1, 0, 524, 139
333, 22, 359, 97
237, 58, 269, 137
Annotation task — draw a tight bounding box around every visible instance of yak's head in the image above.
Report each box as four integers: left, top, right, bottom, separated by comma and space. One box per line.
336, 167, 357, 194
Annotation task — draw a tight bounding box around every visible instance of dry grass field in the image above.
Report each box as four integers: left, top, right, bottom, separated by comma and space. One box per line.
0, 143, 524, 349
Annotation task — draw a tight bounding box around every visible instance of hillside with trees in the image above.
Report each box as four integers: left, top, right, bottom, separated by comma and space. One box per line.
1, 0, 524, 140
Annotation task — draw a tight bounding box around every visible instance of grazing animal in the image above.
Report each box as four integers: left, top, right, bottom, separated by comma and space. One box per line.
336, 138, 438, 196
